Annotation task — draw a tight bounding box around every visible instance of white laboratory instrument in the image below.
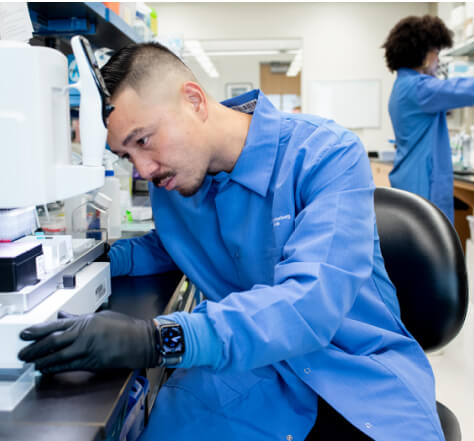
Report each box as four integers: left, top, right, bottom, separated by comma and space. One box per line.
0, 35, 115, 410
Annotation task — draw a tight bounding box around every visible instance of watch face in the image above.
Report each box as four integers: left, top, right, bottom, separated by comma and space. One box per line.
161, 324, 185, 355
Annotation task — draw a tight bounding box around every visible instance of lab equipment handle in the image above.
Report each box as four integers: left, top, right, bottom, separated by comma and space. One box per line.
70, 36, 110, 167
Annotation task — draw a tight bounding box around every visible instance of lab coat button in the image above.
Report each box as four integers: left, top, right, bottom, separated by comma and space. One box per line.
286, 435, 293, 441
304, 367, 311, 374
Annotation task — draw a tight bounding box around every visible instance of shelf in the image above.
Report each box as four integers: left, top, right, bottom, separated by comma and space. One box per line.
442, 37, 474, 57
26, 2, 147, 109
27, 2, 142, 50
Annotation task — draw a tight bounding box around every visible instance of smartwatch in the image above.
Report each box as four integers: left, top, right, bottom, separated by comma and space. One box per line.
155, 319, 185, 367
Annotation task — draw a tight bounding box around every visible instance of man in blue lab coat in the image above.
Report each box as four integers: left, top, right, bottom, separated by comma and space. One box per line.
383, 14, 474, 224
19, 43, 445, 440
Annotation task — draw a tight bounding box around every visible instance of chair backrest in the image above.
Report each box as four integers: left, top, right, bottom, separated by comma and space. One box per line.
374, 187, 469, 351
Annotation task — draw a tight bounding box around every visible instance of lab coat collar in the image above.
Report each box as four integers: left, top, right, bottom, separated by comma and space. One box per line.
397, 68, 420, 77
193, 90, 279, 203
220, 89, 280, 197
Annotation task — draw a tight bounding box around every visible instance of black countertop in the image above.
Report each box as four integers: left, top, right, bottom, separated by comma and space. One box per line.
0, 270, 183, 441
0, 422, 102, 441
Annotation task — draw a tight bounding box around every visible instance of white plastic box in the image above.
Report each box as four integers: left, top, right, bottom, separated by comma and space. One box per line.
16, 235, 73, 275
0, 262, 110, 370
0, 207, 38, 241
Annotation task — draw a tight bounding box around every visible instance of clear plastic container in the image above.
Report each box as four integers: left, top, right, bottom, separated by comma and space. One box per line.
72, 192, 111, 242
39, 217, 66, 235
0, 364, 35, 411
119, 2, 137, 25
37, 202, 67, 236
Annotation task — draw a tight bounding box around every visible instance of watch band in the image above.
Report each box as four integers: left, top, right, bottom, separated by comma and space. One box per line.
158, 355, 182, 367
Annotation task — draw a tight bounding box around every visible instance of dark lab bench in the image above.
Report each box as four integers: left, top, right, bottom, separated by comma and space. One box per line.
0, 270, 193, 441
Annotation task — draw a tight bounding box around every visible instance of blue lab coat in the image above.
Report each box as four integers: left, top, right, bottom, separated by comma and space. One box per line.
111, 90, 444, 440
389, 68, 474, 223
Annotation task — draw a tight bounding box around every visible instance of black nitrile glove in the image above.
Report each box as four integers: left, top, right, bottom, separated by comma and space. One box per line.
18, 310, 159, 374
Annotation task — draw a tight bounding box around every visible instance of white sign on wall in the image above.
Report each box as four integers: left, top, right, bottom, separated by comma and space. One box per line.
309, 79, 381, 129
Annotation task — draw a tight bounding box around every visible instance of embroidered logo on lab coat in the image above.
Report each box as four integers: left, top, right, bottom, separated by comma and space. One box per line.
272, 214, 291, 227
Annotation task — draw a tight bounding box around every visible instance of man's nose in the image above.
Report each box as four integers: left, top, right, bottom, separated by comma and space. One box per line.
134, 157, 158, 180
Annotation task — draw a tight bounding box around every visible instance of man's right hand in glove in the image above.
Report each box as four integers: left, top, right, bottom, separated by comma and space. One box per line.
18, 310, 159, 374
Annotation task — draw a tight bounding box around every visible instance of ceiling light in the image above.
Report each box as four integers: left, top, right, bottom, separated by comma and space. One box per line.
184, 40, 220, 78
287, 49, 302, 77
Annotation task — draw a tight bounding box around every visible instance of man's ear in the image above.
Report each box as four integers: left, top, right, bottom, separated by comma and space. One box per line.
181, 81, 208, 121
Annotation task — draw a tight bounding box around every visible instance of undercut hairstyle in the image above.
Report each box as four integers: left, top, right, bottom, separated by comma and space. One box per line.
101, 42, 196, 97
382, 15, 453, 72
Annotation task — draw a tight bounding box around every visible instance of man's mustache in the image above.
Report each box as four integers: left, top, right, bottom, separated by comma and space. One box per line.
152, 171, 176, 187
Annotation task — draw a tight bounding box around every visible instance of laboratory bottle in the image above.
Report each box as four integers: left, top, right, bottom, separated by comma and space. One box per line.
470, 126, 474, 170
451, 132, 462, 166
462, 133, 472, 169
100, 163, 122, 239
114, 156, 133, 196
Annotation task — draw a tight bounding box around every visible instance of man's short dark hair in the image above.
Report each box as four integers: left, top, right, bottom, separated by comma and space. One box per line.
101, 42, 195, 97
382, 15, 453, 72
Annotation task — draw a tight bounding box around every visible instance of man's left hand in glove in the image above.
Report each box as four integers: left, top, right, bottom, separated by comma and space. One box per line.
18, 310, 159, 374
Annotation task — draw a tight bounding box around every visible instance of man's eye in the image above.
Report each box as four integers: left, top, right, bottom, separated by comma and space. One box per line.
137, 136, 149, 146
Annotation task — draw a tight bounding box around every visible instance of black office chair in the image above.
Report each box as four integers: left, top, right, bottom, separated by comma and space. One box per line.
306, 187, 469, 441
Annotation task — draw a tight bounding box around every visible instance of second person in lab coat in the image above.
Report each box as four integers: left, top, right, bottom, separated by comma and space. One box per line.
383, 14, 474, 223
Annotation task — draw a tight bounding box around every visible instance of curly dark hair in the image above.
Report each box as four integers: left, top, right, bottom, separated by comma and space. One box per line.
382, 15, 453, 72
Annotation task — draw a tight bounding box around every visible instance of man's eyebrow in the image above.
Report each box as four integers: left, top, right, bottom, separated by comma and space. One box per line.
122, 127, 146, 147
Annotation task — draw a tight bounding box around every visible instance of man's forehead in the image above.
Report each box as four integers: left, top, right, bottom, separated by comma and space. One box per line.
108, 88, 146, 130
111, 85, 141, 106
112, 83, 174, 114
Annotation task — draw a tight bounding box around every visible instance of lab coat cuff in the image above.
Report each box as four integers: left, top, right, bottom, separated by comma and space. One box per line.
109, 240, 133, 277
157, 311, 224, 370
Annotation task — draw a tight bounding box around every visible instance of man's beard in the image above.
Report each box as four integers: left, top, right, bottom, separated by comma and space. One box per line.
177, 174, 206, 197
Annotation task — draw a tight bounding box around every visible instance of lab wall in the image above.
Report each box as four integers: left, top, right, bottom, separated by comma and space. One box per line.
151, 2, 430, 151
185, 54, 261, 102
